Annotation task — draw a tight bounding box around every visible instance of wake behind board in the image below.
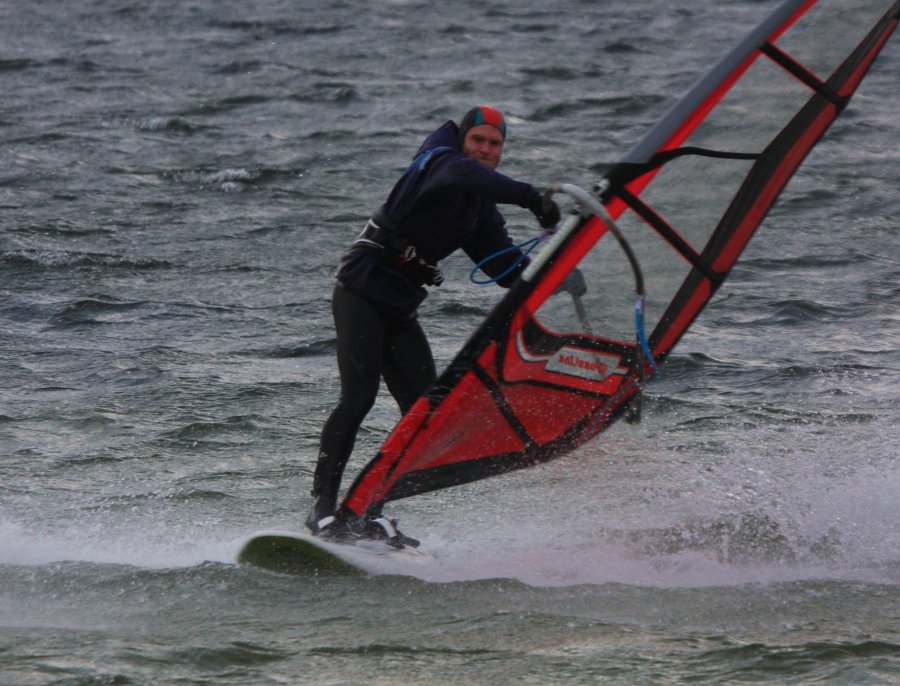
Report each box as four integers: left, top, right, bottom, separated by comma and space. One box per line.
236, 530, 429, 577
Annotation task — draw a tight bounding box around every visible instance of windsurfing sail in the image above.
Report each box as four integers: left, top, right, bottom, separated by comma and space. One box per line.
341, 0, 899, 519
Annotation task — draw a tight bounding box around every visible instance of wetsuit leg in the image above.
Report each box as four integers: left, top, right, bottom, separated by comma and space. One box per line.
360, 315, 436, 522
382, 315, 436, 414
313, 285, 385, 511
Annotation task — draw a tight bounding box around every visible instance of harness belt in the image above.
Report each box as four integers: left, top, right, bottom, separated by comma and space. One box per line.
350, 208, 444, 287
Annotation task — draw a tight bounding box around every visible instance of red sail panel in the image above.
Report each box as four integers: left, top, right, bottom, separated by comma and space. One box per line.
344, 346, 530, 512
501, 382, 608, 447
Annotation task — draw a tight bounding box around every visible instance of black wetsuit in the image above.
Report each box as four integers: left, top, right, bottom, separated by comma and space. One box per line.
311, 120, 545, 519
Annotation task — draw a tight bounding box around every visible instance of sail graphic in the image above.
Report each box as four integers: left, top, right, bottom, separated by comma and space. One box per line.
342, 0, 899, 518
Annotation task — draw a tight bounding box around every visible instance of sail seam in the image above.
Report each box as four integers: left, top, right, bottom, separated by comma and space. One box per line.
616, 186, 723, 286
470, 363, 536, 449
760, 42, 847, 108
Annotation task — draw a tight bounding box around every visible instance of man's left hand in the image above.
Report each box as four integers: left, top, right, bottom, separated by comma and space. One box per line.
529, 192, 561, 230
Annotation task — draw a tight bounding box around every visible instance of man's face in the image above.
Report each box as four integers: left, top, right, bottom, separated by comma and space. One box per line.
462, 124, 504, 169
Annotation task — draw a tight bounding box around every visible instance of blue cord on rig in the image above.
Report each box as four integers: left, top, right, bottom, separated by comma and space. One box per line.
468, 234, 544, 285
634, 296, 659, 376
470, 216, 657, 377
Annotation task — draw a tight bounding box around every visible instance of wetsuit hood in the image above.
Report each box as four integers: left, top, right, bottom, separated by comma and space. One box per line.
414, 121, 461, 157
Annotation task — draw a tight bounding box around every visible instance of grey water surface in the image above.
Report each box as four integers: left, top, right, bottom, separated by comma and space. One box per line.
1, 1, 897, 684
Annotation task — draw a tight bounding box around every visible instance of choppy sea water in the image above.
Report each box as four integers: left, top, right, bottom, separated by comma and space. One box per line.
1, 0, 898, 684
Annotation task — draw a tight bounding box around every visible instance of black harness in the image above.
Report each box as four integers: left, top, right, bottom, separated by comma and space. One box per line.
350, 208, 444, 287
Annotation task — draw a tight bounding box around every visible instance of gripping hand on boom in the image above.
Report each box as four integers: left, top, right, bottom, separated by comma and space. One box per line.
528, 191, 561, 229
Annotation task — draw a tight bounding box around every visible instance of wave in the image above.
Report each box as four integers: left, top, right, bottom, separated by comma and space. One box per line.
520, 66, 585, 80
658, 351, 879, 385
5, 215, 114, 235
435, 301, 490, 317
603, 39, 644, 54
697, 296, 862, 328
212, 59, 265, 75
1, 249, 171, 271
50, 296, 152, 328
289, 82, 362, 105
164, 642, 289, 670
529, 93, 668, 121
0, 58, 41, 72
158, 166, 305, 192
134, 116, 212, 134
176, 93, 275, 117
265, 339, 335, 358
0, 56, 109, 74
161, 414, 276, 448
208, 19, 344, 37
739, 249, 883, 271
608, 511, 837, 566
684, 638, 899, 682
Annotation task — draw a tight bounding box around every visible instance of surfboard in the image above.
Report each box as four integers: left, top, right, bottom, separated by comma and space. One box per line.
236, 530, 428, 577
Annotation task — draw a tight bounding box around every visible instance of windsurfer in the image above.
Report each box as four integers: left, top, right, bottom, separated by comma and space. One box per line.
306, 105, 560, 546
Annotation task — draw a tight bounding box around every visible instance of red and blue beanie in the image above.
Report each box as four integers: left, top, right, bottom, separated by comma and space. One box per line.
458, 105, 507, 145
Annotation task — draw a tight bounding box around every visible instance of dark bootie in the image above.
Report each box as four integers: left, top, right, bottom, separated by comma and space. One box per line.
365, 505, 420, 548
304, 495, 336, 534
364, 516, 420, 549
